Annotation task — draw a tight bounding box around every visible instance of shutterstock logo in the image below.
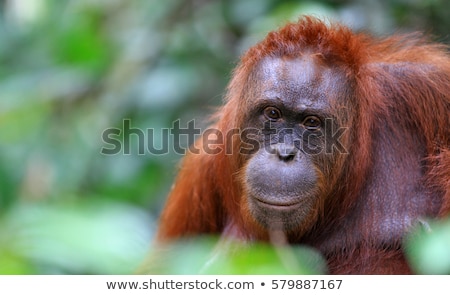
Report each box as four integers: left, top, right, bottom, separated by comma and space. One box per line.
100, 119, 348, 156
101, 119, 198, 155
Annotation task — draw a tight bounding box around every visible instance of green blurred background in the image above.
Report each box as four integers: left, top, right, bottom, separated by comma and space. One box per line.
0, 0, 449, 275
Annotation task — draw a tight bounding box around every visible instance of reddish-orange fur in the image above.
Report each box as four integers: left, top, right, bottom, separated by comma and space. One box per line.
157, 17, 450, 274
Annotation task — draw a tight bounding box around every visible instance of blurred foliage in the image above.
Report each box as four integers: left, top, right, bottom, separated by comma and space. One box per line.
405, 219, 450, 275
0, 200, 151, 274
139, 238, 327, 275
0, 0, 448, 274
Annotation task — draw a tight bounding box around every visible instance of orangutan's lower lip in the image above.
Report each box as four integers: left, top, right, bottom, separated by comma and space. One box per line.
254, 198, 303, 210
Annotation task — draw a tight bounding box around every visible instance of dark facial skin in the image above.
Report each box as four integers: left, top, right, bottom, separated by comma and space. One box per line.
242, 56, 348, 232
